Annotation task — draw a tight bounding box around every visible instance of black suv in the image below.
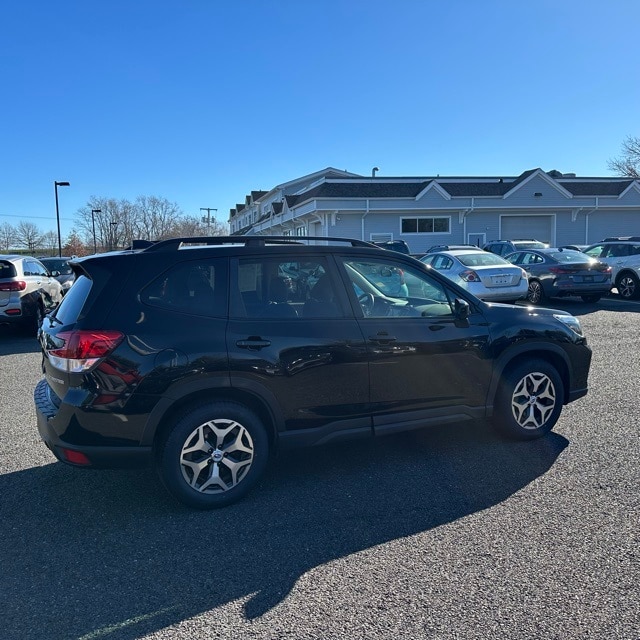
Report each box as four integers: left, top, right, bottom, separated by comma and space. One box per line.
35, 236, 591, 509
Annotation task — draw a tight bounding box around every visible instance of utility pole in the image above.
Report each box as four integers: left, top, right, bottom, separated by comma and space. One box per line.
200, 207, 217, 233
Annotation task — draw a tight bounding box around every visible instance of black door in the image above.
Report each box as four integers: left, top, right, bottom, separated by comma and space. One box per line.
338, 255, 492, 434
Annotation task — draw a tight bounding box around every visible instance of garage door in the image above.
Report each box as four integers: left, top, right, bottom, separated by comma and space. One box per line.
501, 215, 553, 244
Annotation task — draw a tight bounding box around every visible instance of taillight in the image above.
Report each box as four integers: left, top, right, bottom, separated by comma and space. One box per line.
47, 330, 125, 373
0, 280, 27, 291
460, 269, 481, 282
548, 266, 572, 274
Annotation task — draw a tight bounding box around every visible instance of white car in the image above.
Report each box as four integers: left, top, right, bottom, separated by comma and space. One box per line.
0, 255, 64, 334
420, 249, 528, 303
583, 237, 640, 300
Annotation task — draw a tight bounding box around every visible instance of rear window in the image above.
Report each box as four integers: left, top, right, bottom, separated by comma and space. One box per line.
458, 253, 509, 267
0, 261, 17, 278
548, 250, 594, 263
41, 259, 73, 275
52, 275, 92, 325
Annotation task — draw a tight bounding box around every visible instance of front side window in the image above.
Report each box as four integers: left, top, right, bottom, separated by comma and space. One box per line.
401, 216, 450, 234
341, 257, 454, 319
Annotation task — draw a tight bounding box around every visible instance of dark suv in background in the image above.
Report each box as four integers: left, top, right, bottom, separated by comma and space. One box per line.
35, 236, 592, 509
38, 257, 76, 295
372, 239, 411, 255
484, 239, 548, 256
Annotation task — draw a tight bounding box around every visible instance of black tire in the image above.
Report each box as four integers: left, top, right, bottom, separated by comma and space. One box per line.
616, 272, 640, 300
27, 302, 44, 336
156, 402, 269, 509
491, 359, 564, 440
526, 280, 546, 304
580, 294, 601, 303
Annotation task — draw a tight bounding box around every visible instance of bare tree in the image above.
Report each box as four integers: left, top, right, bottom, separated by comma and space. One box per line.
15, 221, 43, 253
608, 136, 640, 178
135, 196, 183, 240
0, 222, 16, 251
40, 230, 59, 255
169, 215, 228, 237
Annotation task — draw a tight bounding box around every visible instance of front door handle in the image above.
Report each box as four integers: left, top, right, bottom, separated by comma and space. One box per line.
236, 338, 271, 350
368, 334, 397, 344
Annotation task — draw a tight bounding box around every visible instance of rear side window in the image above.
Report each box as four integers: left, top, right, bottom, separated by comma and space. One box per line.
53, 275, 92, 325
141, 258, 227, 318
232, 256, 339, 319
0, 261, 17, 278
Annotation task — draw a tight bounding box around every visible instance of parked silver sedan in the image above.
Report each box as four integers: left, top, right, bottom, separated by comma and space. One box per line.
420, 249, 528, 302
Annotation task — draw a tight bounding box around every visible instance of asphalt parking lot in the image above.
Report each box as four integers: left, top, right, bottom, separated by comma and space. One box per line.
1, 296, 638, 640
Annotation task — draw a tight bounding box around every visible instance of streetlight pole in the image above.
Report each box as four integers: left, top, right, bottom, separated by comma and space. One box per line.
200, 207, 217, 233
91, 209, 102, 254
54, 181, 70, 257
110, 221, 118, 251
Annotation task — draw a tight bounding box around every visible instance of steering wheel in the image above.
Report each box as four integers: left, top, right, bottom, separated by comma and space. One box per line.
358, 292, 375, 317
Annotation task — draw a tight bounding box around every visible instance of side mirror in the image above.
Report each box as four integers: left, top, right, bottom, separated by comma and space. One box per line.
50, 270, 61, 277
454, 298, 470, 323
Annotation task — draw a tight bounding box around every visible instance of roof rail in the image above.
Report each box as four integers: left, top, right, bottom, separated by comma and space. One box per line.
602, 236, 640, 242
142, 235, 376, 252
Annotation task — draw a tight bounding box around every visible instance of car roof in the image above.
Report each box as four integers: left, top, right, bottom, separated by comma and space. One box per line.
432, 249, 499, 257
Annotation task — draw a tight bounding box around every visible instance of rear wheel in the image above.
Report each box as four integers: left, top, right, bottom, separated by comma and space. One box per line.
616, 272, 640, 300
491, 359, 564, 440
526, 280, 546, 304
156, 402, 269, 509
580, 294, 601, 303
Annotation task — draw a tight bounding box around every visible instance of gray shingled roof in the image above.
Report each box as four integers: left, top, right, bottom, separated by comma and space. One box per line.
284, 172, 635, 205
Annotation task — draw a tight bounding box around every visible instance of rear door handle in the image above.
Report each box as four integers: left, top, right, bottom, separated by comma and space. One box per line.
236, 338, 271, 350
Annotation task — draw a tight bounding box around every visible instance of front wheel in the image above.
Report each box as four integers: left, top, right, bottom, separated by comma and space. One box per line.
526, 280, 546, 304
156, 402, 269, 509
616, 272, 640, 300
491, 359, 564, 440
27, 302, 44, 336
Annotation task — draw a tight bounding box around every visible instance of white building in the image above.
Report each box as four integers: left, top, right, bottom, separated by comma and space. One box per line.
229, 167, 640, 253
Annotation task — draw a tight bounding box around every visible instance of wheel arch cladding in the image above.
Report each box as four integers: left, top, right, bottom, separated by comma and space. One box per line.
492, 347, 571, 406
148, 387, 279, 452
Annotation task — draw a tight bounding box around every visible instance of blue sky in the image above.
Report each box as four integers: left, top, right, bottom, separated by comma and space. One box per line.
1, 0, 638, 240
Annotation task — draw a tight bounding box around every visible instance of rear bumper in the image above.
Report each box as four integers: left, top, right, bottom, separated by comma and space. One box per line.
34, 379, 151, 468
0, 308, 28, 326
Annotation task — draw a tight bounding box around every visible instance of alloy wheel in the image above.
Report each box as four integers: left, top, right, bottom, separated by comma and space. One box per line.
180, 418, 254, 493
617, 275, 638, 300
527, 281, 543, 304
511, 371, 557, 430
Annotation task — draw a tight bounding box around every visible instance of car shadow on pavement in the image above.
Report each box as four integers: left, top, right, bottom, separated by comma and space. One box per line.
0, 327, 40, 354
516, 293, 640, 316
0, 422, 568, 640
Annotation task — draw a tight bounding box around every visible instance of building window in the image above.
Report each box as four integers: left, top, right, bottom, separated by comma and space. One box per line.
401, 217, 450, 234
295, 226, 307, 236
